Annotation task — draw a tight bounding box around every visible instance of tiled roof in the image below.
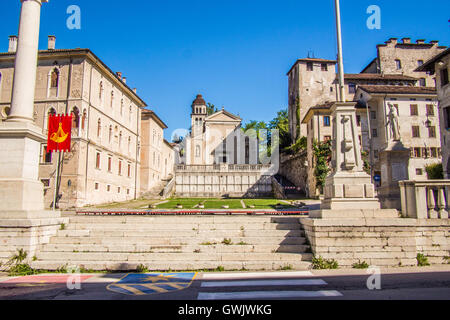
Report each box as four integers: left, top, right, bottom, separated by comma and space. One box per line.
358, 85, 437, 95
344, 73, 417, 81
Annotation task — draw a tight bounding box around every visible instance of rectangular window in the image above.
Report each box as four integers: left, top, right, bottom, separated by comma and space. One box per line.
428, 126, 436, 138
372, 129, 378, 137
445, 107, 450, 129
416, 168, 423, 175
348, 83, 356, 94
410, 104, 418, 116
356, 115, 361, 127
107, 185, 111, 192
128, 163, 131, 177
108, 156, 112, 172
413, 147, 421, 158
419, 78, 426, 87
41, 145, 52, 164
370, 111, 377, 120
307, 62, 313, 71
96, 152, 101, 169
95, 183, 99, 190
422, 148, 429, 158
321, 63, 328, 71
323, 116, 331, 127
395, 59, 402, 70
127, 189, 130, 195
430, 148, 438, 158
418, 60, 424, 67
441, 68, 449, 87
412, 126, 420, 138
118, 187, 121, 194
118, 160, 122, 175
426, 104, 434, 116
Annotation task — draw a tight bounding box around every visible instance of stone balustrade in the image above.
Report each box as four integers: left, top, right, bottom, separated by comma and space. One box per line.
175, 164, 272, 173
399, 180, 450, 219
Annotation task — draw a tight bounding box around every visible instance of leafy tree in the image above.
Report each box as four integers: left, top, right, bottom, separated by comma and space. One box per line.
268, 109, 291, 150
206, 103, 219, 115
313, 140, 332, 192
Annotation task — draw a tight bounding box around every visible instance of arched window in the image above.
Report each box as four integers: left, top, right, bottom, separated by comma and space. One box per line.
245, 136, 250, 164
81, 109, 87, 130
45, 107, 56, 130
99, 81, 103, 100
222, 139, 227, 163
109, 125, 112, 143
110, 91, 114, 108
71, 107, 80, 129
97, 118, 101, 137
195, 145, 201, 158
50, 68, 59, 88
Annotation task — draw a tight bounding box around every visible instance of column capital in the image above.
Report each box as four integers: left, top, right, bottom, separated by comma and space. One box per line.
20, 0, 49, 5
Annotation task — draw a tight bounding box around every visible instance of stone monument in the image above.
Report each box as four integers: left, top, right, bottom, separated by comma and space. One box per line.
0, 0, 66, 262
378, 103, 410, 210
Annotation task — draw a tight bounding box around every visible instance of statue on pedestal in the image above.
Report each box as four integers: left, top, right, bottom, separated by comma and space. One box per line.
386, 103, 401, 142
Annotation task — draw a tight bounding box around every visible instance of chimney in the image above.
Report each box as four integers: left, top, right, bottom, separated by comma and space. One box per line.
388, 38, 398, 45
48, 35, 56, 50
430, 40, 439, 46
116, 72, 122, 80
133, 88, 137, 93
8, 36, 17, 53
416, 39, 425, 44
402, 38, 411, 44
122, 77, 127, 84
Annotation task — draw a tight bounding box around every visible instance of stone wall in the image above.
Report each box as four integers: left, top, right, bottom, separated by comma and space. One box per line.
175, 164, 273, 198
279, 151, 309, 196
272, 176, 287, 200
0, 216, 68, 264
300, 217, 449, 267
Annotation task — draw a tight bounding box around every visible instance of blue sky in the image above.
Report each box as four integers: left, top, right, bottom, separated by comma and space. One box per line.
1, 0, 449, 140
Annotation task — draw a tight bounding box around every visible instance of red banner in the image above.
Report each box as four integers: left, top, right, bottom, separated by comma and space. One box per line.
47, 114, 72, 152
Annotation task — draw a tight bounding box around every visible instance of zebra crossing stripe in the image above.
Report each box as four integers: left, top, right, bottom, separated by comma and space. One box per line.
201, 271, 314, 280
201, 279, 327, 288
198, 290, 343, 300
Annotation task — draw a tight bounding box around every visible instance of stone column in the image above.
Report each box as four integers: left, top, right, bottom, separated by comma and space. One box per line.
0, 0, 59, 221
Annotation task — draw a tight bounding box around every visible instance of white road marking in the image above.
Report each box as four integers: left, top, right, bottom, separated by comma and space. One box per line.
198, 290, 343, 300
201, 271, 314, 280
201, 279, 327, 287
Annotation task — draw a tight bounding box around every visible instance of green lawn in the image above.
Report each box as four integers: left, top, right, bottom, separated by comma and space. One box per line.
243, 199, 297, 209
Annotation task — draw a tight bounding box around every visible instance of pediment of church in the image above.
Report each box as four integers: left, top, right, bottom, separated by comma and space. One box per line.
205, 109, 241, 123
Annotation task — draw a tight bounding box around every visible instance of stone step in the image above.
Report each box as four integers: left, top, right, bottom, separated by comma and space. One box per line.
35, 251, 313, 262
49, 236, 307, 245
30, 260, 312, 271
67, 216, 303, 224
58, 230, 304, 238
38, 243, 310, 254
64, 223, 302, 231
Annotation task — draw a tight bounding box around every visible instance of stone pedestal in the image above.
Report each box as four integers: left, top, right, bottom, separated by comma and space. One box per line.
378, 141, 410, 210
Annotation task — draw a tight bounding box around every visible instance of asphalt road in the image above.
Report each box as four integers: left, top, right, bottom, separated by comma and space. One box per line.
0, 266, 449, 301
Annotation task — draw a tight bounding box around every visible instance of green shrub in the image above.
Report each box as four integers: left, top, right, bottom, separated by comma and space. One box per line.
222, 238, 232, 245
8, 264, 36, 276
417, 253, 430, 266
136, 264, 149, 273
425, 163, 444, 180
312, 256, 339, 270
352, 260, 370, 269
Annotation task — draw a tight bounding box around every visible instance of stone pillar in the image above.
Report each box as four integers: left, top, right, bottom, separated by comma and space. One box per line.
309, 102, 396, 218
0, 1, 66, 263
378, 141, 410, 210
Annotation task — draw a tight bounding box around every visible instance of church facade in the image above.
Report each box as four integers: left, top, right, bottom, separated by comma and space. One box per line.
175, 95, 274, 198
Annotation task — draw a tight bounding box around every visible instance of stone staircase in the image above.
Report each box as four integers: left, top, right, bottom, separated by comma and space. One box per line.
31, 215, 312, 271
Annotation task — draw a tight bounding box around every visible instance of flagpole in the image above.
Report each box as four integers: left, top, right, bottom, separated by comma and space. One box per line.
335, 0, 346, 103
52, 151, 61, 210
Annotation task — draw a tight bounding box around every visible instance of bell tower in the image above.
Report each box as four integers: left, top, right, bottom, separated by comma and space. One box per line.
191, 94, 207, 137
